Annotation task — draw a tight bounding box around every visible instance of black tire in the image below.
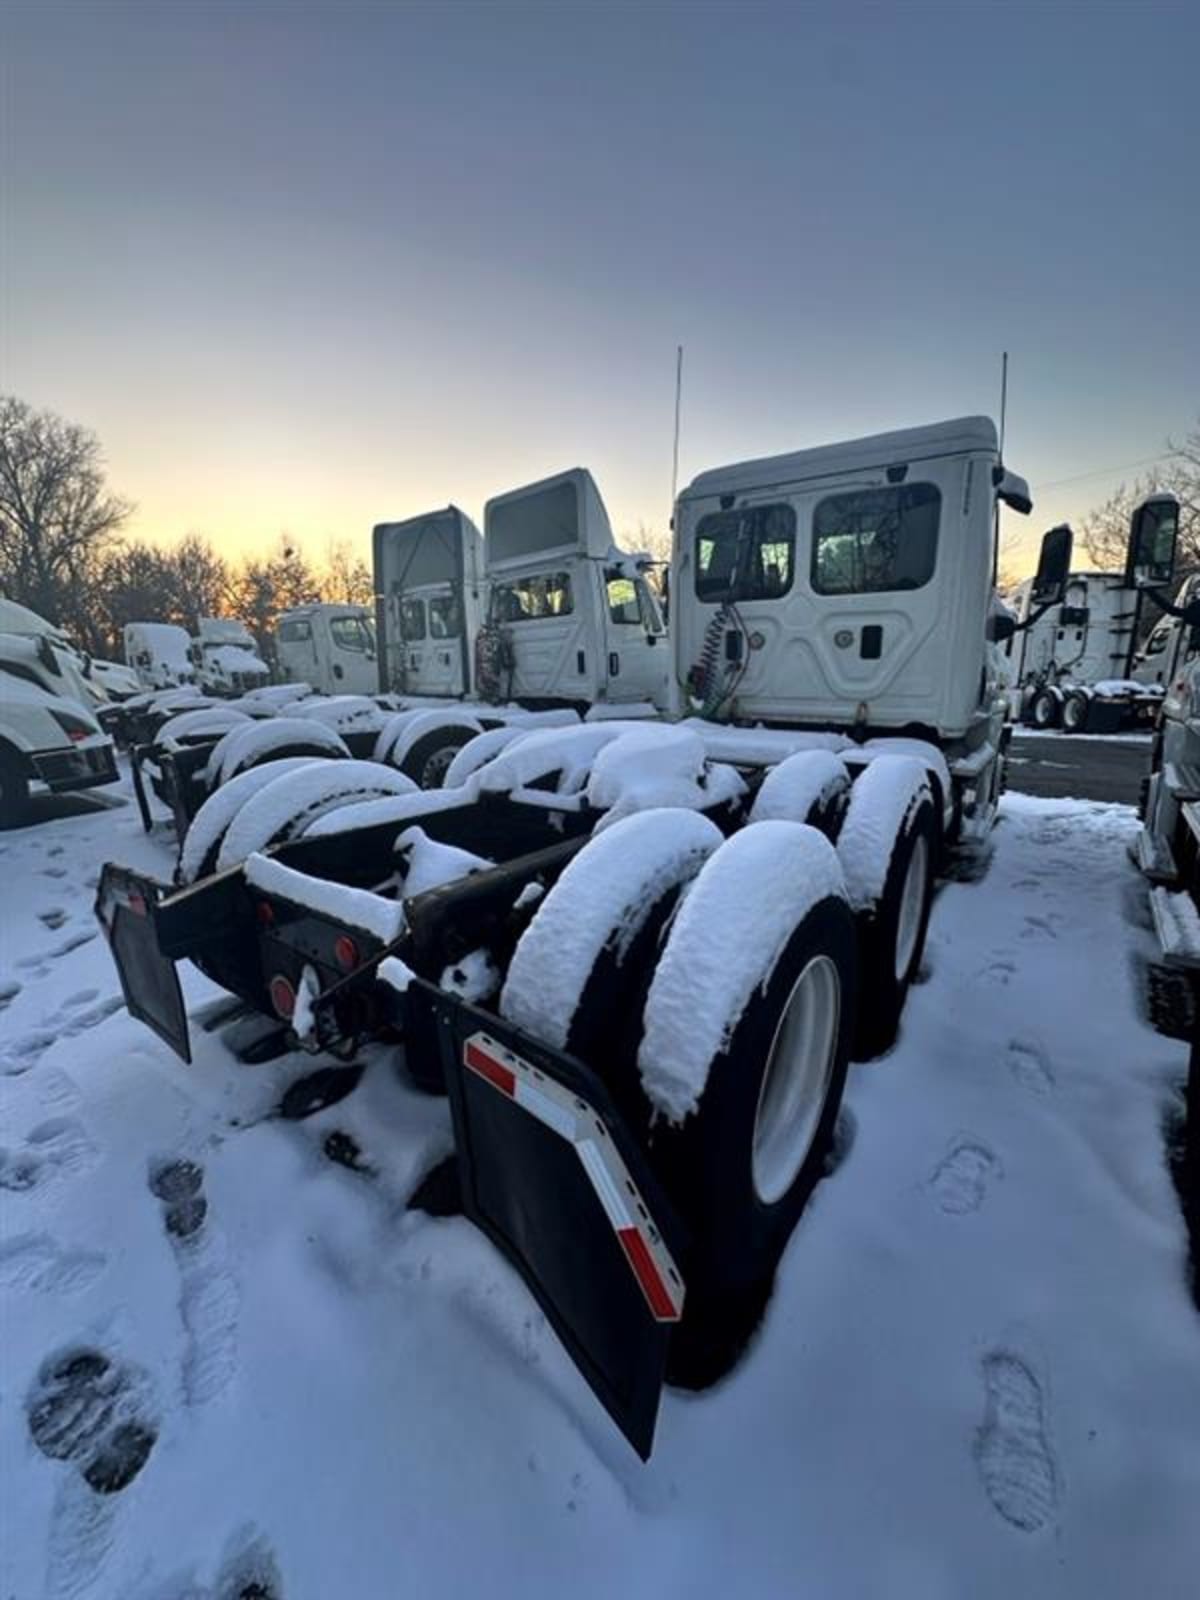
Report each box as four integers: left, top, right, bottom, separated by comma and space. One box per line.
0, 745, 31, 829
1061, 691, 1090, 734
643, 891, 857, 1389
847, 793, 937, 1060
399, 727, 480, 789
1029, 688, 1060, 729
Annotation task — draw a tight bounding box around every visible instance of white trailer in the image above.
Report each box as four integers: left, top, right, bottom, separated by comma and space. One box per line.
373, 506, 484, 699
276, 603, 377, 695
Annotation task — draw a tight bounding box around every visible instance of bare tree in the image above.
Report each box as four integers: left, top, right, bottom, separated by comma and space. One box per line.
322, 539, 374, 606
1081, 419, 1200, 573
0, 395, 133, 622
166, 534, 231, 632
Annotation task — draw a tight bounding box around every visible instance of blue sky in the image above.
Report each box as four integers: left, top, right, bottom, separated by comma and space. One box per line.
2, 0, 1197, 571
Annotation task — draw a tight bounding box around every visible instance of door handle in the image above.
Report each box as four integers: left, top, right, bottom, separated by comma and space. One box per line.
609, 652, 620, 676
860, 626, 882, 660
333, 663, 344, 679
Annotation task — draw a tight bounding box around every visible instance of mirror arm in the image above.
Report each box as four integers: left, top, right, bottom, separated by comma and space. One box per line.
991, 597, 1060, 642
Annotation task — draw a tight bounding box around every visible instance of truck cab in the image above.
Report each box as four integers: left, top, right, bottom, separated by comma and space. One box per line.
276, 603, 377, 695
124, 622, 197, 690
480, 468, 667, 711
373, 507, 483, 699
670, 416, 1035, 825
191, 617, 271, 697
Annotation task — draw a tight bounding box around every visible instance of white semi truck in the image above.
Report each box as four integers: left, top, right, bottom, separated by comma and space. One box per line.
0, 600, 120, 824
373, 506, 485, 699
1003, 566, 1164, 732
373, 471, 668, 712
275, 603, 377, 695
99, 414, 1067, 1456
191, 617, 271, 697
124, 622, 197, 690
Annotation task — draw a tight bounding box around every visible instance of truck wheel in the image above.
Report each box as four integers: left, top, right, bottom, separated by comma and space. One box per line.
0, 747, 31, 829
500, 809, 723, 1124
178, 756, 330, 884
635, 823, 856, 1388
1029, 688, 1060, 729
399, 727, 479, 789
1062, 691, 1090, 734
837, 759, 937, 1060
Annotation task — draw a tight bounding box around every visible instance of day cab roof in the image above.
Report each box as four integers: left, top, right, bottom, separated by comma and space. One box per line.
484, 467, 615, 569
682, 416, 1001, 503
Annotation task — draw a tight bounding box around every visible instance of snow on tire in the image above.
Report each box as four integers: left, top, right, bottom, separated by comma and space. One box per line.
835, 755, 936, 1060
157, 707, 251, 747
215, 760, 418, 871
443, 726, 530, 789
500, 808, 724, 1118
749, 749, 850, 836
204, 717, 350, 787
635, 820, 856, 1387
178, 756, 330, 884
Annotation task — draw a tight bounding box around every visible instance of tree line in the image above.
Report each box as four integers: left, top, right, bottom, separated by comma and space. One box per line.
0, 394, 372, 661
4, 391, 1197, 663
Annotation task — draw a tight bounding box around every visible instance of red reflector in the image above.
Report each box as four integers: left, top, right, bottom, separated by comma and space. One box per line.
464, 1039, 516, 1097
255, 900, 275, 927
269, 975, 296, 1019
333, 934, 359, 971
126, 891, 147, 917
67, 729, 88, 743
616, 1227, 681, 1321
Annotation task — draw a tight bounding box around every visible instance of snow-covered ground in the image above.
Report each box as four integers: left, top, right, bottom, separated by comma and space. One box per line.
2, 773, 1198, 1599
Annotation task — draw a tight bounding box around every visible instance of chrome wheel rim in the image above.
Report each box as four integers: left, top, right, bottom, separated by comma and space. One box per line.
751, 954, 841, 1206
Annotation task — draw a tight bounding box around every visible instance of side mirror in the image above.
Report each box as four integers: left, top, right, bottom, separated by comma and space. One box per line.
1124, 493, 1179, 590
993, 466, 1033, 516
1031, 523, 1073, 607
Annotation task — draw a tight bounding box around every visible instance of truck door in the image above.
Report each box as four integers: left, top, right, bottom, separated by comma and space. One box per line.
325, 613, 378, 694
489, 563, 596, 705
276, 616, 318, 685
424, 589, 467, 697
396, 598, 429, 694
601, 572, 668, 707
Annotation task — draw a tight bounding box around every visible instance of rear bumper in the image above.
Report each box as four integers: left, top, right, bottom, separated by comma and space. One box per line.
31, 739, 119, 792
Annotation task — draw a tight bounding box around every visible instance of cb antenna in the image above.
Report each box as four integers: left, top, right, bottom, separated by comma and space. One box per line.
998, 349, 1009, 460
670, 344, 684, 519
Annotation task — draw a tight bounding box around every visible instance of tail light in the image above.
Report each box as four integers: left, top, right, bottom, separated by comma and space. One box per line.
269, 975, 296, 1019
255, 900, 275, 927
50, 709, 94, 743
333, 935, 360, 971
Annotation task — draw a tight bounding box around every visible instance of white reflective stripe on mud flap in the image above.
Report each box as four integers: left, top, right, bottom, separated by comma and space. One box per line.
463, 1031, 685, 1321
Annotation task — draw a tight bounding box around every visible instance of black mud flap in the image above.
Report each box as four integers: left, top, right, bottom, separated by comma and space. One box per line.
95, 864, 191, 1063
412, 980, 687, 1459
129, 746, 155, 832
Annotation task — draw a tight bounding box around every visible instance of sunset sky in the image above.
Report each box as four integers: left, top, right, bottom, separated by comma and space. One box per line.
2, 0, 1197, 576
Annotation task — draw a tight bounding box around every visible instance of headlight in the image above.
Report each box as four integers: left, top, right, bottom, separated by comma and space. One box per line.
49, 709, 96, 743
